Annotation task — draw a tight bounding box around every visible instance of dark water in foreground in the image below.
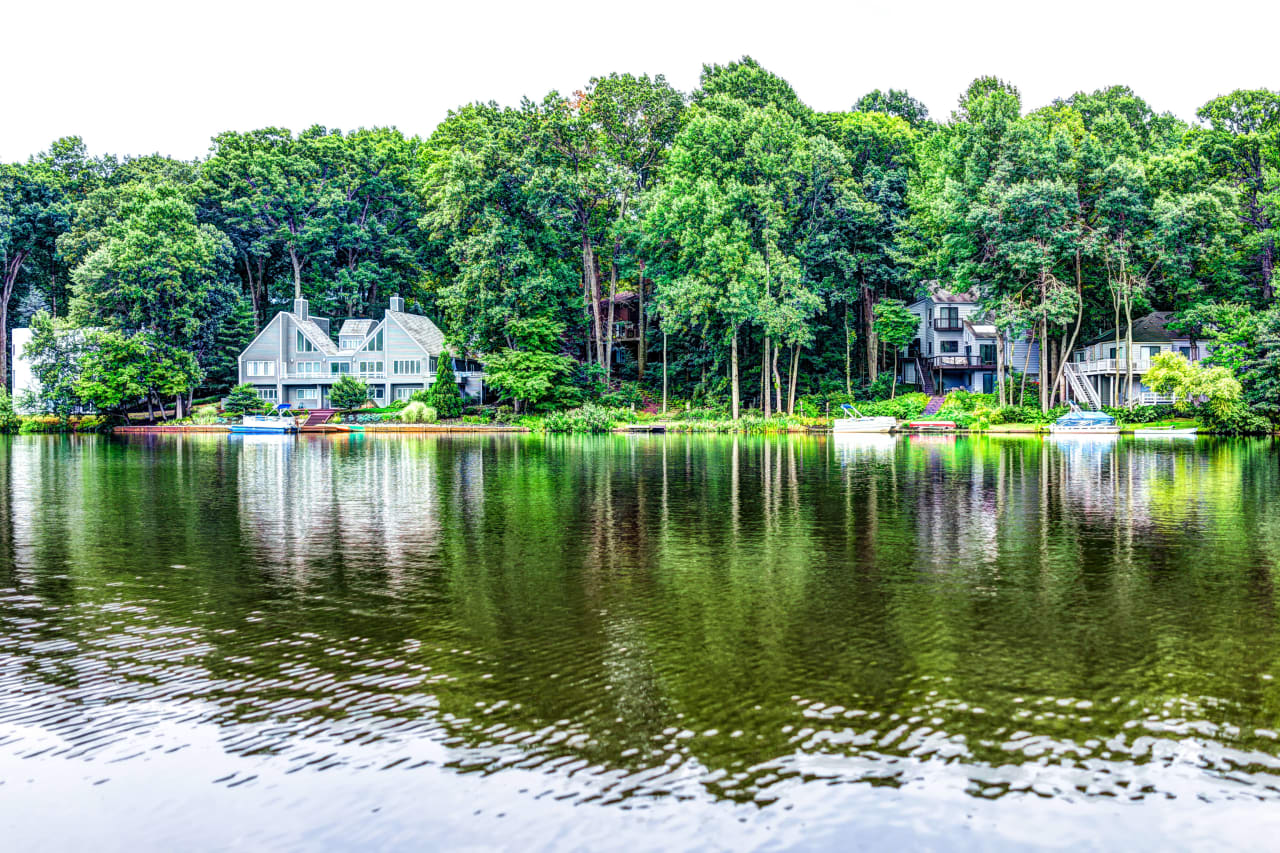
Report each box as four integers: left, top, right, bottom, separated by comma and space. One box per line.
3, 433, 1280, 851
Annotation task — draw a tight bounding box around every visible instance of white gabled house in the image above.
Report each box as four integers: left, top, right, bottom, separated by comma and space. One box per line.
238, 296, 484, 409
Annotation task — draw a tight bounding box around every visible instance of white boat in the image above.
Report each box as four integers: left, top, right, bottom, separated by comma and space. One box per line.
1134, 427, 1198, 437
231, 405, 300, 434
832, 404, 898, 434
1048, 407, 1119, 435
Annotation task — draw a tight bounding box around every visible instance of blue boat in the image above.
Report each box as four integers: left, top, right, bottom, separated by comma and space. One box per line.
229, 404, 300, 435
1049, 407, 1118, 434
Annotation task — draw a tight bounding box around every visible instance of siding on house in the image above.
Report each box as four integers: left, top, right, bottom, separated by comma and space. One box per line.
237, 297, 483, 408
896, 282, 1041, 394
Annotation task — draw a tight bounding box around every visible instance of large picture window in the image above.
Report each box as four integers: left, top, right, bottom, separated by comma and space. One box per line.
358, 361, 384, 376
393, 360, 422, 375
330, 362, 351, 375
296, 331, 316, 353
247, 361, 275, 377
941, 340, 959, 354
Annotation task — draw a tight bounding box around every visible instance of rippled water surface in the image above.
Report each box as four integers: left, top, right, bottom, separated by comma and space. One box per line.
4, 433, 1280, 850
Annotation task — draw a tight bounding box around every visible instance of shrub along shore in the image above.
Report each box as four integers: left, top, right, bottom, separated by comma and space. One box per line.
13, 389, 1272, 437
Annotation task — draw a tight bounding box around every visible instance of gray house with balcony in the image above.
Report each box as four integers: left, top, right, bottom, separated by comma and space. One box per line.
897, 283, 1041, 395
1064, 311, 1204, 408
238, 296, 484, 409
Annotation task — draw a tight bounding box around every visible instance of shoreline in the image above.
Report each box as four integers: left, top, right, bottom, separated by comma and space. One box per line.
100, 423, 1277, 436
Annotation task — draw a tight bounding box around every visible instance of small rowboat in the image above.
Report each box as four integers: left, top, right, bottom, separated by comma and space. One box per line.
908, 420, 956, 431
1134, 427, 1198, 437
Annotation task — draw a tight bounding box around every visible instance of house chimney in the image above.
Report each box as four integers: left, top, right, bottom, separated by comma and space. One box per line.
294, 298, 309, 319
389, 295, 405, 312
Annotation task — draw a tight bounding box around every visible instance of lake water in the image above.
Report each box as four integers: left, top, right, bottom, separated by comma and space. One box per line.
3, 433, 1280, 851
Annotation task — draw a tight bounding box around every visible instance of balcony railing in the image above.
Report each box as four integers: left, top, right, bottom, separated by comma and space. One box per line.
933, 318, 964, 331
927, 355, 996, 369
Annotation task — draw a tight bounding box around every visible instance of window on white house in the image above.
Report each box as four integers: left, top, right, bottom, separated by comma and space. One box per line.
393, 360, 421, 375
247, 361, 275, 377
296, 330, 316, 353
296, 361, 322, 375
371, 386, 384, 400
395, 387, 417, 400
340, 339, 358, 350
295, 388, 318, 401
941, 340, 959, 353
257, 388, 277, 400
330, 362, 351, 375
360, 330, 384, 352
358, 361, 384, 376
1143, 346, 1160, 359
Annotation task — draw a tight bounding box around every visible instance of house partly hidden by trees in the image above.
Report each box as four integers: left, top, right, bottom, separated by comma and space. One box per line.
896, 283, 1042, 398
238, 296, 484, 409
890, 287, 1219, 410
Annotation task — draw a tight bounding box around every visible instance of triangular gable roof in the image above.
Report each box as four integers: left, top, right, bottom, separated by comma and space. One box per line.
291, 314, 339, 355
338, 319, 375, 338
386, 310, 450, 355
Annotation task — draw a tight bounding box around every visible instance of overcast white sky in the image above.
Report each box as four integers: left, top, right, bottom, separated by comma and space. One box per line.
4, 0, 1277, 162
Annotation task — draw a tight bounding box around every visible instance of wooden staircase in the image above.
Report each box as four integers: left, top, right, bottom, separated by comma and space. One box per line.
1063, 363, 1101, 409
915, 355, 935, 396
303, 408, 337, 427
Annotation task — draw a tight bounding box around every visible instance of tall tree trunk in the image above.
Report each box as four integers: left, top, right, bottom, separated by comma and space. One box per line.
637, 261, 647, 379
843, 300, 852, 395
1123, 275, 1135, 408
583, 234, 604, 368
862, 281, 877, 380
2, 251, 25, 392
1049, 252, 1085, 406
771, 345, 782, 414
661, 330, 667, 414
730, 327, 740, 421
1112, 273, 1122, 408
787, 344, 799, 415
762, 334, 771, 417
1040, 323, 1051, 412
288, 246, 303, 300
605, 249, 618, 383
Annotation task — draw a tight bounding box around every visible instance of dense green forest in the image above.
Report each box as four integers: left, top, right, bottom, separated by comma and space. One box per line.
2, 58, 1278, 422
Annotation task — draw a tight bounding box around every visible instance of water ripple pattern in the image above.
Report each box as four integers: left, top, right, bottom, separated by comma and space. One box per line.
2, 433, 1280, 850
